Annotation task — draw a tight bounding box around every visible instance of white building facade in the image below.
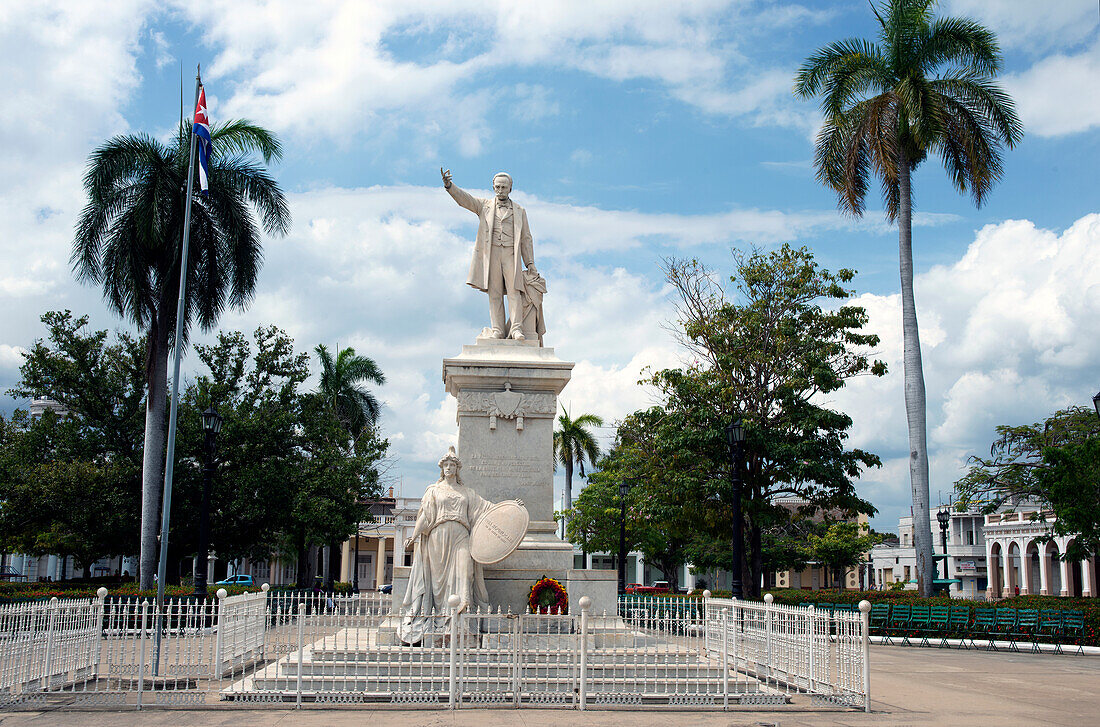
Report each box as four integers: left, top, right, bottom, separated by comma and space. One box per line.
983, 509, 1097, 599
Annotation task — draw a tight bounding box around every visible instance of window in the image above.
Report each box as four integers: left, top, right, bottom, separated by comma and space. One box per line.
965, 530, 974, 546
903, 566, 911, 581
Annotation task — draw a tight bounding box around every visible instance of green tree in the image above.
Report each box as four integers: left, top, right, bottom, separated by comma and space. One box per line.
955, 405, 1100, 561
313, 344, 387, 587
170, 327, 389, 586
73, 120, 291, 589
624, 245, 883, 597
554, 408, 603, 517
806, 521, 880, 592
314, 344, 386, 447
1, 312, 146, 574
795, 0, 1022, 596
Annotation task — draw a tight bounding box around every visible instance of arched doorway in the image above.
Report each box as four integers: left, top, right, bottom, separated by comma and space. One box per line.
1046, 541, 1062, 596
1068, 539, 1083, 598
1027, 541, 1042, 595
1008, 542, 1021, 595
989, 543, 1002, 599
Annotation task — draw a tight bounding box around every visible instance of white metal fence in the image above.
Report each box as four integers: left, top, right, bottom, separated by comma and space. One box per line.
0, 587, 870, 712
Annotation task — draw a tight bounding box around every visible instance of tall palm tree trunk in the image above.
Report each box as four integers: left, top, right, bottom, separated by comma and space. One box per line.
138, 323, 170, 590
898, 152, 934, 597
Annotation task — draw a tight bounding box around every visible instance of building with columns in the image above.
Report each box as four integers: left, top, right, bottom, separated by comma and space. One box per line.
983, 508, 1097, 599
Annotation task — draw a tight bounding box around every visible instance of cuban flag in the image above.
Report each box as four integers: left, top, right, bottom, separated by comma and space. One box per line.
193, 86, 211, 195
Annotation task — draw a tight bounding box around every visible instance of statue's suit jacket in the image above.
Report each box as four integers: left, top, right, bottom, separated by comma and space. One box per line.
447, 185, 534, 295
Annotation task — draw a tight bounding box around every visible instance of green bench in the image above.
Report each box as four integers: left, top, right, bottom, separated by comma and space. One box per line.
948, 605, 971, 648
1012, 609, 1040, 652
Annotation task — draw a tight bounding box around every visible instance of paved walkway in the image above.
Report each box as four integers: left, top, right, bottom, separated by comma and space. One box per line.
1, 644, 1097, 727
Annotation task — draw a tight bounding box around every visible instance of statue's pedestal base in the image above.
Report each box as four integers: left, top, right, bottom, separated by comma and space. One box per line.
390, 565, 618, 617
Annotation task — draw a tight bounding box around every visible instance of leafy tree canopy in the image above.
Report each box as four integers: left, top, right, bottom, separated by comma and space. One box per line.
955, 405, 1100, 560
0, 312, 145, 572
571, 245, 884, 597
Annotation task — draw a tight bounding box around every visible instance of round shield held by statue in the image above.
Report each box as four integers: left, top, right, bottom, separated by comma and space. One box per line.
470, 500, 529, 564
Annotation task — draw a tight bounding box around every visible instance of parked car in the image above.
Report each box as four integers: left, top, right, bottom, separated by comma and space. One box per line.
378, 584, 392, 594
625, 581, 671, 595
214, 574, 254, 586
0, 565, 23, 581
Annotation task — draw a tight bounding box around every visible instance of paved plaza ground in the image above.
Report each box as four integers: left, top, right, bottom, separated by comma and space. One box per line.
1, 644, 1096, 727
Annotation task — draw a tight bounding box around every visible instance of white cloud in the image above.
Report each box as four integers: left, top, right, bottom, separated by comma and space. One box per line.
1003, 39, 1100, 137
170, 0, 824, 151
0, 1, 153, 399
830, 214, 1100, 527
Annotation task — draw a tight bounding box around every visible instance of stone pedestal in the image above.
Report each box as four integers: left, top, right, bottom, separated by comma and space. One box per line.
441, 336, 617, 614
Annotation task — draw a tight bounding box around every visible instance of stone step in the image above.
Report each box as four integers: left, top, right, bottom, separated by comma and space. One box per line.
279, 662, 728, 679
243, 675, 754, 694
309, 648, 703, 665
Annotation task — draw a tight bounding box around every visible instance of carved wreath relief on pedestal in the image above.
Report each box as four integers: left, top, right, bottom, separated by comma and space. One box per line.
457, 382, 556, 430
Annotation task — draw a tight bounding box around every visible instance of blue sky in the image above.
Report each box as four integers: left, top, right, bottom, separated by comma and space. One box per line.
2, 1, 1100, 533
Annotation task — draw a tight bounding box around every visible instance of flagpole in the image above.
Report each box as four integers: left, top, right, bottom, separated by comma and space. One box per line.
154, 63, 202, 673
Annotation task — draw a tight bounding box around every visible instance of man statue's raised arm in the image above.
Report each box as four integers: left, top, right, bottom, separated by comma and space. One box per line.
441, 167, 482, 215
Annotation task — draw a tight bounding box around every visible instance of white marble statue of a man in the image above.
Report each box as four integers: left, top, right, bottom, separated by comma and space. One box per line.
442, 167, 541, 341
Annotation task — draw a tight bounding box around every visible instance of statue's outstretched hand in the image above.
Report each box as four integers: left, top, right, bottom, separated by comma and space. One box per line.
441, 167, 452, 189
404, 537, 415, 552
515, 499, 525, 508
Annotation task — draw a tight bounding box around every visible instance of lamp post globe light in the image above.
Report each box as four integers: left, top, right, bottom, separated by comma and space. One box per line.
936, 508, 951, 583
618, 477, 635, 594
725, 419, 745, 599
194, 405, 223, 597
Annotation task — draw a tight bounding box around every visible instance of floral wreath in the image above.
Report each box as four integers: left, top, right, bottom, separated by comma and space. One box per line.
528, 576, 568, 614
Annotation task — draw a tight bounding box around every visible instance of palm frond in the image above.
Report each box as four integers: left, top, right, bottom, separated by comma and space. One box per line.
211, 120, 284, 163
919, 16, 1001, 76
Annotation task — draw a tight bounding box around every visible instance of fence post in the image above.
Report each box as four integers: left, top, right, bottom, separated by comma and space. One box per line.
448, 594, 461, 709
859, 600, 871, 713
260, 583, 271, 661
730, 597, 739, 678
41, 597, 59, 691
94, 588, 108, 679
721, 607, 729, 709
296, 601, 305, 709
213, 588, 228, 677
763, 593, 773, 683
702, 590, 711, 655
578, 596, 590, 711
807, 604, 815, 692
137, 600, 149, 710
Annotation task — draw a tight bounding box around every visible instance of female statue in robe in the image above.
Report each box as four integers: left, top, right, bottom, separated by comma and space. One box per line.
397, 447, 519, 644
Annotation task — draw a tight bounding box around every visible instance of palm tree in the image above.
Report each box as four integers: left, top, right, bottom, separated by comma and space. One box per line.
553, 408, 603, 519
795, 0, 1022, 596
73, 120, 290, 589
314, 344, 386, 589
314, 344, 386, 446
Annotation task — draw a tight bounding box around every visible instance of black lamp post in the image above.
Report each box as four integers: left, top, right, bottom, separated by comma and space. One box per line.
726, 419, 746, 599
1092, 390, 1100, 420
581, 524, 590, 570
618, 477, 635, 594
936, 508, 951, 583
193, 405, 222, 597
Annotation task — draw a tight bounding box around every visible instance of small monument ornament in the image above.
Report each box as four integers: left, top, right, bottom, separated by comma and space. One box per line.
442, 167, 547, 344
